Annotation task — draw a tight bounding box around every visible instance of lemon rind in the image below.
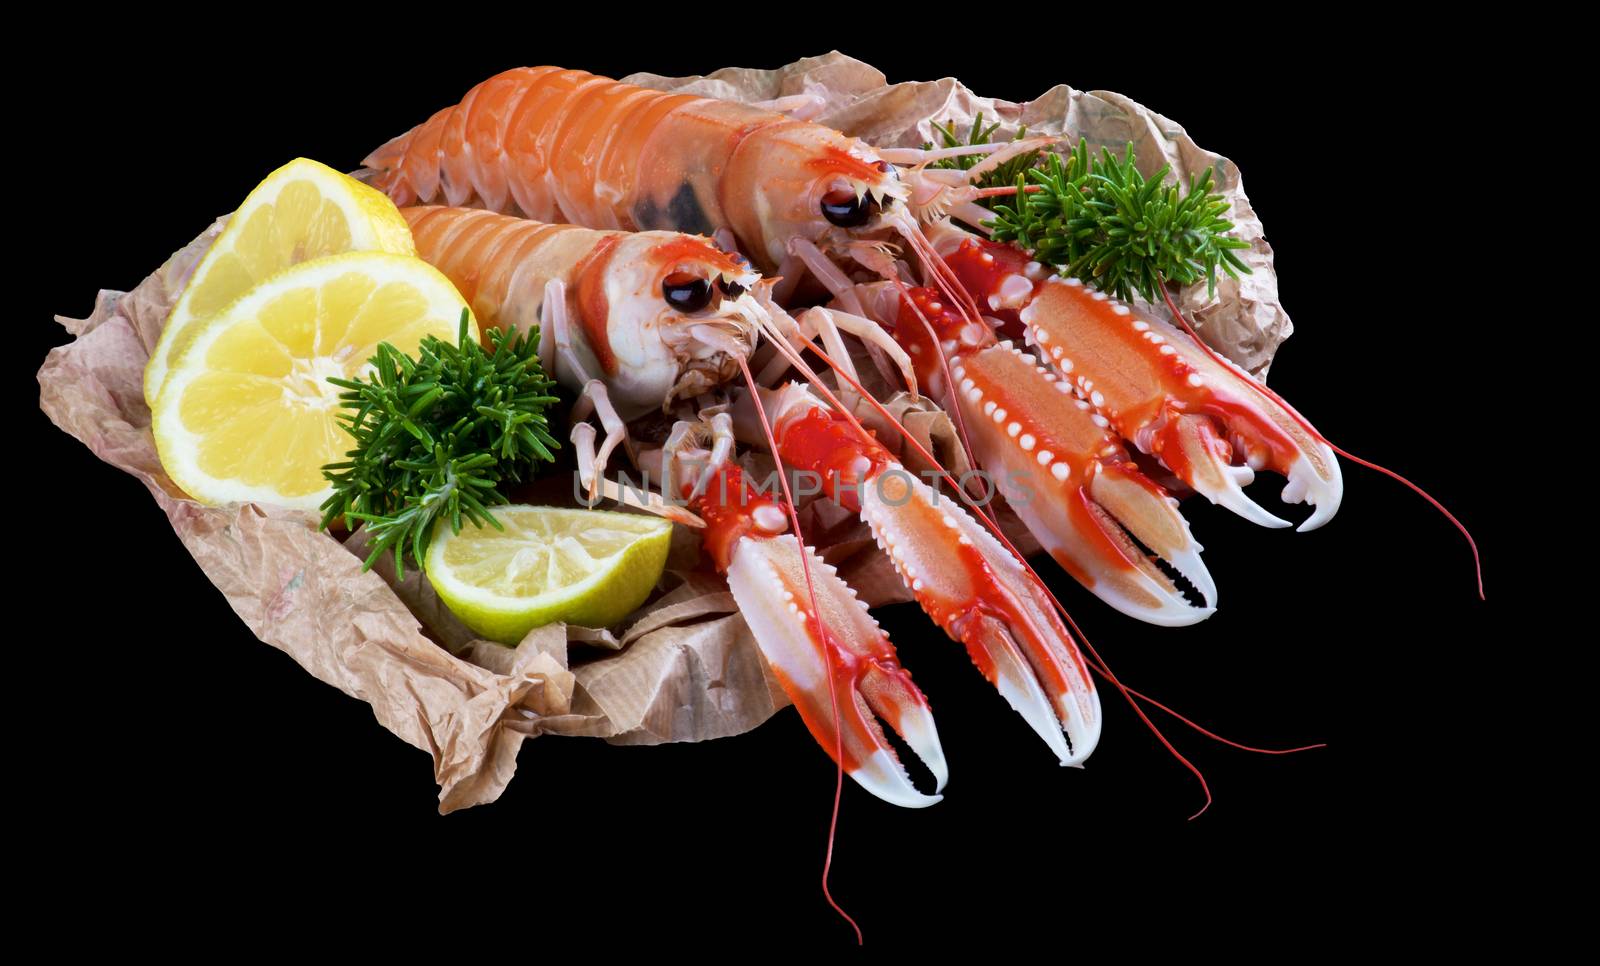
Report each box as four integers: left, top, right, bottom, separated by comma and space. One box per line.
143, 158, 415, 407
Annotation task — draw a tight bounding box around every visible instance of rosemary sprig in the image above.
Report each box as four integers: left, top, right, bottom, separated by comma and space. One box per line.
319, 310, 561, 577
987, 137, 1253, 304
924, 113, 1042, 210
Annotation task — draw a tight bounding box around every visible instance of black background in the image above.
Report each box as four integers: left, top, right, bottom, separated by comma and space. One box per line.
26, 24, 1502, 949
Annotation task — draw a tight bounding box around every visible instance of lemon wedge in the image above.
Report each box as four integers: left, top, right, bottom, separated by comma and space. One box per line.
144, 158, 414, 406
152, 252, 474, 510
426, 507, 673, 642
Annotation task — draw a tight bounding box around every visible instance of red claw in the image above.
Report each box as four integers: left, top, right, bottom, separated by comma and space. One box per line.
689, 463, 946, 807
845, 280, 1217, 626
750, 384, 1103, 765
941, 233, 1344, 532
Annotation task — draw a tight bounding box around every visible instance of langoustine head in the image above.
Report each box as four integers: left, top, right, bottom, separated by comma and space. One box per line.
722, 122, 911, 275
572, 232, 766, 416
719, 119, 992, 334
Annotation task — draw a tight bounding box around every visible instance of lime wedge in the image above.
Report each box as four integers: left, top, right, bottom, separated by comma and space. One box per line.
425, 506, 673, 643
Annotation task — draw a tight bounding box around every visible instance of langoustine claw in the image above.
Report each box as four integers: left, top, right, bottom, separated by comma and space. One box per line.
940, 233, 1343, 532
666, 423, 947, 808
738, 384, 1102, 766
851, 281, 1217, 626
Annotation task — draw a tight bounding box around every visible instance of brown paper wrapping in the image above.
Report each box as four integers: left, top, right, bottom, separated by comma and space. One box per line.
38, 223, 788, 812
38, 54, 1285, 812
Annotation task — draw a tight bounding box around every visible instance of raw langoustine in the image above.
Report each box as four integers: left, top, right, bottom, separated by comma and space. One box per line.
364, 67, 1245, 627
404, 204, 948, 805
366, 67, 911, 276
400, 204, 1102, 800
402, 204, 757, 418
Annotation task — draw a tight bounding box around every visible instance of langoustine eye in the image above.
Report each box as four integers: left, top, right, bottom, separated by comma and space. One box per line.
663, 272, 713, 312
821, 188, 879, 228
820, 163, 896, 228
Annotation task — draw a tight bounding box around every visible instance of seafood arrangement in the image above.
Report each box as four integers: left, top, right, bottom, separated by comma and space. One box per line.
38, 57, 1481, 875
359, 64, 1433, 805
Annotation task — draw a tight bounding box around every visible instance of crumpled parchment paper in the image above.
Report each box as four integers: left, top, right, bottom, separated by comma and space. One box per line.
38, 222, 785, 813
37, 53, 1286, 813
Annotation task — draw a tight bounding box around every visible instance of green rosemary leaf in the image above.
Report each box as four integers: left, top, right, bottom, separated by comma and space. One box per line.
982, 136, 1253, 304
318, 309, 561, 574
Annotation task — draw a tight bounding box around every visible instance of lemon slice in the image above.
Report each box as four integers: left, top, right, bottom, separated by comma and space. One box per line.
152, 252, 475, 510
144, 158, 415, 406
426, 506, 673, 643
